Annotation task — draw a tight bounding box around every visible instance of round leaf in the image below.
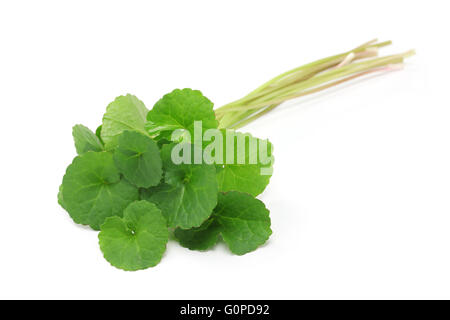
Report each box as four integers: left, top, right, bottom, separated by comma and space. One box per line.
148, 143, 218, 229
61, 152, 139, 230
216, 130, 273, 196
114, 130, 163, 188
101, 94, 149, 149
215, 192, 272, 255
72, 124, 104, 155
99, 201, 168, 271
146, 88, 218, 141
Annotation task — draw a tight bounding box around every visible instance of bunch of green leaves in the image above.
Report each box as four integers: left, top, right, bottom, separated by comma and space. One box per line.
58, 39, 415, 271
58, 89, 273, 271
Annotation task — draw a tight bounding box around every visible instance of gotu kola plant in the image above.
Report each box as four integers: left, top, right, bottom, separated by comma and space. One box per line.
58, 39, 414, 270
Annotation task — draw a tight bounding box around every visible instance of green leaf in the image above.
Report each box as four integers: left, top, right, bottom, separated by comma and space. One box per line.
99, 201, 168, 271
174, 218, 221, 251
216, 130, 274, 196
146, 88, 218, 141
114, 130, 163, 188
101, 94, 149, 149
61, 152, 139, 230
215, 192, 271, 255
174, 191, 272, 255
148, 143, 218, 229
57, 184, 66, 210
72, 124, 104, 155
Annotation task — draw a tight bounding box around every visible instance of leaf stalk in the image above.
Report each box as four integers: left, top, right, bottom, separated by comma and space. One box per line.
216, 40, 415, 129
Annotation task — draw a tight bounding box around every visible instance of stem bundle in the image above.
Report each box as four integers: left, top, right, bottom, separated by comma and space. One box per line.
215, 39, 415, 129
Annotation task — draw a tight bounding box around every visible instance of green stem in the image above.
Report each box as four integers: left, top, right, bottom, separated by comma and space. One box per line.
217, 39, 392, 112
222, 51, 412, 114
228, 67, 397, 129
217, 40, 414, 129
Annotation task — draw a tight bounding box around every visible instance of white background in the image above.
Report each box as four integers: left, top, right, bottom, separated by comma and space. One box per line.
1, 0, 449, 299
